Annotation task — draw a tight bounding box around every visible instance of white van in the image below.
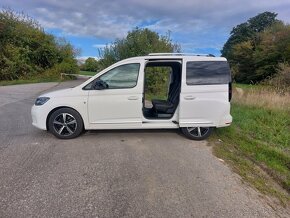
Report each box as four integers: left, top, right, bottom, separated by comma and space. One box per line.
31, 53, 232, 140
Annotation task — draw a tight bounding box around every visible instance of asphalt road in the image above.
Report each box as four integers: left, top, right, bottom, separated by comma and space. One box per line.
0, 80, 288, 218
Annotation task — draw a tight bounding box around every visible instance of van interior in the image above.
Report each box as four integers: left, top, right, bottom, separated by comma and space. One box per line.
143, 61, 182, 119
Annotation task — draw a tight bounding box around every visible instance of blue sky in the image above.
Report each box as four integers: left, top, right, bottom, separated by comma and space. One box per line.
1, 0, 290, 59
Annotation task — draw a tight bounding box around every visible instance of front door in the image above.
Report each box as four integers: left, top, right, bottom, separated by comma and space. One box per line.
88, 63, 143, 128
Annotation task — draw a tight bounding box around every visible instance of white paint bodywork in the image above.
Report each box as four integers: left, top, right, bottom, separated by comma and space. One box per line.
31, 55, 232, 131
179, 57, 232, 128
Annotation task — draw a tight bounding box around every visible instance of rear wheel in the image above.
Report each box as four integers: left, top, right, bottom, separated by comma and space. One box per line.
181, 127, 213, 140
48, 108, 83, 139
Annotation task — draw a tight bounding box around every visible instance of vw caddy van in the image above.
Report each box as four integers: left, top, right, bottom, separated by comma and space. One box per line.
31, 53, 232, 140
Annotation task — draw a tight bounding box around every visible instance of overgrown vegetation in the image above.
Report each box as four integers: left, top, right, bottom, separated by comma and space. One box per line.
262, 62, 290, 94
0, 8, 79, 82
145, 66, 171, 101
212, 86, 290, 205
221, 12, 290, 85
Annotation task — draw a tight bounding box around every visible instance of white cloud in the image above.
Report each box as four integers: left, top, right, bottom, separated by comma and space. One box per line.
76, 56, 99, 65
1, 0, 289, 52
77, 56, 99, 60
93, 43, 112, 49
3, 0, 289, 37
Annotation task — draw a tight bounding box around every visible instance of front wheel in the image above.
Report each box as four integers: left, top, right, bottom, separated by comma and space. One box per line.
181, 127, 213, 140
48, 108, 84, 139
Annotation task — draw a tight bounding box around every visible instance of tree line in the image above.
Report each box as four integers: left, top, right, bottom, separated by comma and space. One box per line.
221, 12, 290, 85
83, 12, 289, 87
1, 8, 288, 88
0, 9, 78, 81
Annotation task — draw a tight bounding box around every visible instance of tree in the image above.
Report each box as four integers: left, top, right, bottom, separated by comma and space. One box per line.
231, 41, 255, 83
248, 12, 278, 33
81, 57, 99, 72
221, 23, 254, 59
99, 27, 180, 69
221, 12, 284, 83
221, 12, 278, 58
254, 22, 290, 81
97, 27, 180, 95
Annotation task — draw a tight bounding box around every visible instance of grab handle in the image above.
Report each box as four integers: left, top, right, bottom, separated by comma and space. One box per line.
184, 96, 195, 100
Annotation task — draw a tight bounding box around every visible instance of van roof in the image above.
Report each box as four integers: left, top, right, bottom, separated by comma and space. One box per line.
119, 53, 227, 63
148, 53, 215, 57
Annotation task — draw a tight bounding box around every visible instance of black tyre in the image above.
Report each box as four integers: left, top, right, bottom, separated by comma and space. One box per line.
181, 127, 213, 140
48, 108, 83, 139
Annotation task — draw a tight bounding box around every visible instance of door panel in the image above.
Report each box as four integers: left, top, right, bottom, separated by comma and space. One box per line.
88, 89, 142, 125
179, 58, 231, 127
179, 85, 230, 127
87, 62, 143, 128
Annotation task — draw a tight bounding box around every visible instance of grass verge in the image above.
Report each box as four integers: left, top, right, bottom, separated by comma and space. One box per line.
79, 70, 96, 76
211, 101, 290, 205
0, 74, 76, 86
0, 77, 63, 86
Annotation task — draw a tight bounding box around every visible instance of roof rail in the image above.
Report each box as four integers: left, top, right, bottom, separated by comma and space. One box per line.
148, 53, 215, 57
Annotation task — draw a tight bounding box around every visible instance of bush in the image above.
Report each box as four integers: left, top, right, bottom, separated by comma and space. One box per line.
43, 61, 79, 79
0, 8, 78, 81
262, 63, 290, 94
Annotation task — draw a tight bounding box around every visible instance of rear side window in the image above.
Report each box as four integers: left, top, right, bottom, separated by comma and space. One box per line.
186, 61, 231, 85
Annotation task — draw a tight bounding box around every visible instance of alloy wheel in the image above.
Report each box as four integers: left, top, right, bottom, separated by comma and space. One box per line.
53, 113, 77, 136
186, 127, 210, 138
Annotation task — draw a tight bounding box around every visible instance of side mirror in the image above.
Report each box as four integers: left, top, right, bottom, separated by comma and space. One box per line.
94, 80, 109, 90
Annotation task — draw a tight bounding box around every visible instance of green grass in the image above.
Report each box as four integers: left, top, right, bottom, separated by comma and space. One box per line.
79, 70, 96, 76
212, 102, 290, 205
0, 77, 62, 86
0, 73, 77, 86
146, 92, 167, 101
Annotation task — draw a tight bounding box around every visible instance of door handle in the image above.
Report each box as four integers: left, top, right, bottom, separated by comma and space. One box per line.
128, 96, 139, 100
184, 96, 195, 100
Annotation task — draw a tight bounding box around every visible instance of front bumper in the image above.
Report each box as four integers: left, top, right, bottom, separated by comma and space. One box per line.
31, 104, 49, 130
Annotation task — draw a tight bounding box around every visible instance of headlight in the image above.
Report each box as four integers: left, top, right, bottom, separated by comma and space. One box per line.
35, 97, 50, 106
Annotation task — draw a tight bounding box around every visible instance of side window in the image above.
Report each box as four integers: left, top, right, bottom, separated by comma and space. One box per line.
99, 63, 140, 89
186, 61, 231, 85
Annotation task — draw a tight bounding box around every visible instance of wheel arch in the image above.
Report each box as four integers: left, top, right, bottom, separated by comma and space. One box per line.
46, 106, 84, 131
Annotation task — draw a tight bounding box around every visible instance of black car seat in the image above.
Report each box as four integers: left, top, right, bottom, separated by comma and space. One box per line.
152, 69, 181, 114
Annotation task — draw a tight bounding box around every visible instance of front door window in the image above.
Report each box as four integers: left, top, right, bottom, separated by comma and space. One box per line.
99, 63, 140, 89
